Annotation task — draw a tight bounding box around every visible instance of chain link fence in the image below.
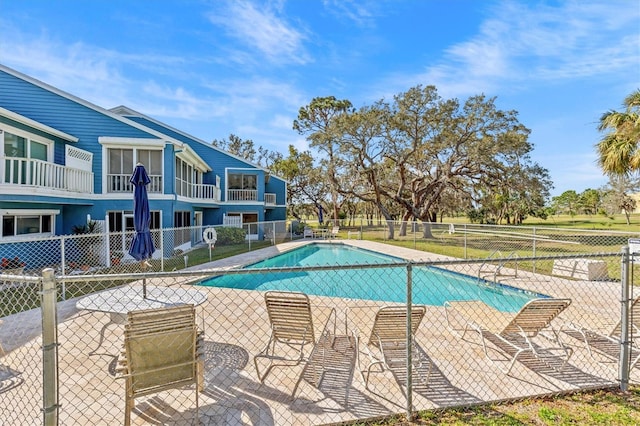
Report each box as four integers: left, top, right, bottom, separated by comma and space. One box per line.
1, 224, 639, 425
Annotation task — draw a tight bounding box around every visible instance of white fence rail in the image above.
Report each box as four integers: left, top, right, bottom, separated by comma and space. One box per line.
3, 157, 94, 193
106, 173, 162, 193
227, 189, 257, 201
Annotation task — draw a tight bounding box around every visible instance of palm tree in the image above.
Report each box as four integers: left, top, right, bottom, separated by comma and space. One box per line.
596, 90, 640, 175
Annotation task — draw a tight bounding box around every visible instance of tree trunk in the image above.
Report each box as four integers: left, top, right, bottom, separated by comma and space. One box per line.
398, 212, 412, 237
386, 219, 395, 239
422, 221, 434, 239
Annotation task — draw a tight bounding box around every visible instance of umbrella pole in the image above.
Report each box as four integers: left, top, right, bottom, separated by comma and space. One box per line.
141, 260, 149, 299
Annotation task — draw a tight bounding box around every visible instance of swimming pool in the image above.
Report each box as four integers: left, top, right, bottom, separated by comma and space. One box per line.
200, 243, 544, 312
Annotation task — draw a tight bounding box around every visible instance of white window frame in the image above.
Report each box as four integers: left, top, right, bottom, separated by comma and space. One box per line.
99, 137, 165, 194
0, 124, 55, 162
175, 156, 204, 197
0, 208, 59, 240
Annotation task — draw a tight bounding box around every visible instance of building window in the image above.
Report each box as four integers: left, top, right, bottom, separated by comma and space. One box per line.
3, 129, 51, 184
227, 173, 257, 201
107, 210, 161, 254
107, 211, 161, 232
138, 150, 162, 176
228, 173, 257, 190
174, 211, 191, 228
107, 148, 162, 192
3, 130, 48, 160
174, 211, 191, 246
175, 157, 203, 197
1, 213, 53, 238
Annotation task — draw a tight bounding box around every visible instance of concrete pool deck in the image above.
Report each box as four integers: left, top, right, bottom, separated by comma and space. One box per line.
0, 239, 631, 425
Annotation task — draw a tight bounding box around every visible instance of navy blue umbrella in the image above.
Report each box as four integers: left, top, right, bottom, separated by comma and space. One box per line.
318, 204, 324, 224
128, 163, 155, 296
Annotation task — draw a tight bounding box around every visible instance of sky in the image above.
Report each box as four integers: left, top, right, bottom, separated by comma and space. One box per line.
1, 0, 638, 197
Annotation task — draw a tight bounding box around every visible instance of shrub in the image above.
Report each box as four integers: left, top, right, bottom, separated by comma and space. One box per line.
72, 220, 100, 234
215, 227, 246, 245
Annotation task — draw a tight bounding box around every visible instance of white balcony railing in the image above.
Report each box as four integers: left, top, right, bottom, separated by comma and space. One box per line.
175, 178, 220, 202
265, 193, 276, 205
192, 183, 221, 201
227, 189, 258, 201
107, 174, 162, 193
3, 157, 94, 193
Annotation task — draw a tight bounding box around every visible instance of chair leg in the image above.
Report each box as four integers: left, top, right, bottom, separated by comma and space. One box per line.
124, 396, 132, 426
195, 387, 200, 425
197, 359, 204, 391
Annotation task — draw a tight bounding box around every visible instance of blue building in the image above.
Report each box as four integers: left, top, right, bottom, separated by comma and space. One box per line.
0, 64, 287, 255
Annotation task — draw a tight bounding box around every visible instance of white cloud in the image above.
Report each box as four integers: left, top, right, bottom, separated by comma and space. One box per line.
136, 81, 230, 120
377, 0, 640, 99
321, 0, 380, 28
206, 0, 310, 65
0, 27, 125, 100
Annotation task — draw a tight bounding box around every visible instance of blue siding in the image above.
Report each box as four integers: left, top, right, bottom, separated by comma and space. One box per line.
1, 66, 287, 240
125, 115, 288, 206
0, 70, 158, 193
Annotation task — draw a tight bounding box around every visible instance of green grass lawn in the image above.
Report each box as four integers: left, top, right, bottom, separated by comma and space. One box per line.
353, 386, 640, 425
411, 213, 640, 231
524, 214, 640, 231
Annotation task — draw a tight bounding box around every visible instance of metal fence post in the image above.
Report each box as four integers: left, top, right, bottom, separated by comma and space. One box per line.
406, 263, 414, 421
60, 236, 66, 301
41, 268, 59, 425
413, 221, 416, 250
620, 246, 631, 391
463, 224, 468, 259
532, 227, 537, 274
160, 228, 165, 272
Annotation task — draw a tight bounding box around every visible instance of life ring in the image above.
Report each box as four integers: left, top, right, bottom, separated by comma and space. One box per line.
203, 227, 217, 246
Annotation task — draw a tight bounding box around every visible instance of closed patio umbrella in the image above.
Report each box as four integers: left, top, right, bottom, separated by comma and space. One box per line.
128, 163, 155, 297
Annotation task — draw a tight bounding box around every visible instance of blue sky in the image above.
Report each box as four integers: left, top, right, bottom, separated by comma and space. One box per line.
1, 0, 638, 197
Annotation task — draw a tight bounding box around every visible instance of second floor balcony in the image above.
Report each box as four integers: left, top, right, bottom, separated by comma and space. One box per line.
108, 173, 162, 193
265, 193, 276, 205
226, 189, 277, 205
227, 189, 258, 202
3, 156, 94, 193
176, 178, 221, 202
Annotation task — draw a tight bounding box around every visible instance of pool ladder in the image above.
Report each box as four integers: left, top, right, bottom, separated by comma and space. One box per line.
478, 250, 519, 283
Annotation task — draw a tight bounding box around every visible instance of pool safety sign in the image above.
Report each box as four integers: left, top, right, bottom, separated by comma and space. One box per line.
629, 238, 640, 258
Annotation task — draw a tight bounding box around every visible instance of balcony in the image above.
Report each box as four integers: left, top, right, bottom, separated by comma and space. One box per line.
107, 173, 162, 193
227, 189, 258, 202
265, 193, 276, 205
3, 157, 94, 193
175, 178, 221, 202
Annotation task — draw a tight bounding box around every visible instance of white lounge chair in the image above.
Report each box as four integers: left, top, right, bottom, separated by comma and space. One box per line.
329, 226, 339, 239
254, 291, 337, 397
445, 298, 573, 374
564, 296, 640, 369
356, 305, 431, 394
303, 227, 314, 238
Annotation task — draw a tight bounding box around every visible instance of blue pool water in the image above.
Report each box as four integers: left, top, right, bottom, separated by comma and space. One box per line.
200, 243, 543, 312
